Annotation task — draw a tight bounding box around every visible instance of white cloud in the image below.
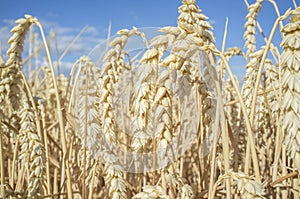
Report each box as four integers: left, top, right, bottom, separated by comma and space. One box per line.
209, 19, 216, 25
0, 17, 106, 75
85, 26, 98, 35
0, 26, 11, 56
46, 12, 59, 18
3, 19, 15, 26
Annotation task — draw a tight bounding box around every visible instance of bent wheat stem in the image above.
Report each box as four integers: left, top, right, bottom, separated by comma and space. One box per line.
35, 21, 73, 199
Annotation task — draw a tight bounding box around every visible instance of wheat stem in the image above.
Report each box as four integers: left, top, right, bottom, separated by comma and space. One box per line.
292, 0, 298, 8
88, 162, 97, 199
268, 0, 284, 30
35, 21, 73, 199
0, 130, 4, 198
220, 18, 229, 81
249, 10, 292, 128
38, 101, 51, 195
55, 25, 88, 70
212, 46, 261, 181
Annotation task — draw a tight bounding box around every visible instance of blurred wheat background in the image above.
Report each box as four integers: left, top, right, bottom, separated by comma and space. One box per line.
0, 0, 300, 198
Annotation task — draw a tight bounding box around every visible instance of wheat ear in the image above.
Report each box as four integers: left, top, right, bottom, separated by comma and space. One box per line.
244, 0, 264, 57
280, 11, 300, 169
18, 101, 45, 197
0, 15, 37, 113
132, 185, 170, 199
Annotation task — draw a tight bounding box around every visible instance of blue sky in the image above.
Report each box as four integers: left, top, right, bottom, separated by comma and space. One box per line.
0, 0, 297, 78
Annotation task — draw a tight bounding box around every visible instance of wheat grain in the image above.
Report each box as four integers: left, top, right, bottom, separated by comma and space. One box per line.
132, 185, 169, 199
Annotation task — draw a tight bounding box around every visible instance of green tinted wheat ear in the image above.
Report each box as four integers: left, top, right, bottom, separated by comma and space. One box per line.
280, 12, 300, 169
18, 101, 45, 197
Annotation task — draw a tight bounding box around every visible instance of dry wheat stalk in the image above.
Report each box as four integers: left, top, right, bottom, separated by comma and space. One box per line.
280, 11, 300, 169
224, 76, 245, 171
254, 84, 271, 178
1, 1, 299, 198
18, 101, 45, 197
85, 160, 103, 198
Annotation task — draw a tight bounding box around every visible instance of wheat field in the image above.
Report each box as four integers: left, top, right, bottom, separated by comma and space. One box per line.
0, 0, 300, 198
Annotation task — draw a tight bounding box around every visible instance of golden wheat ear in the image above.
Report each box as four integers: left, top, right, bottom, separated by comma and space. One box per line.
18, 101, 45, 197
0, 15, 37, 113
280, 12, 300, 169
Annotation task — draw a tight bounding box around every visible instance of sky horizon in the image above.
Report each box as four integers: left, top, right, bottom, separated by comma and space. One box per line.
0, 0, 297, 79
